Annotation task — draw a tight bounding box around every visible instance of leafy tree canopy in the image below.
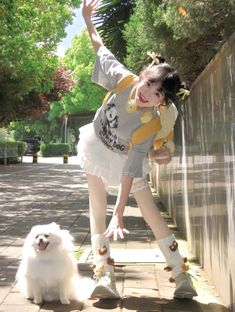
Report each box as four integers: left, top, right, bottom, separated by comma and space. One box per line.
0, 0, 81, 125
8, 30, 103, 145
122, 0, 235, 84
48, 30, 105, 143
10, 118, 60, 143
49, 30, 104, 120
93, 0, 135, 62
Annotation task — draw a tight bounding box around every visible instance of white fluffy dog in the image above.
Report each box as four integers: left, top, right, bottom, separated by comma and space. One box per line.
16, 222, 93, 305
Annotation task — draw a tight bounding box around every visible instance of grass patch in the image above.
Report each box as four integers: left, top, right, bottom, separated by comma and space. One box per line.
74, 249, 83, 260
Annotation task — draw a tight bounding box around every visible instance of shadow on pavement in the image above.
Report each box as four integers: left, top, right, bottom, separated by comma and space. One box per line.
92, 296, 229, 312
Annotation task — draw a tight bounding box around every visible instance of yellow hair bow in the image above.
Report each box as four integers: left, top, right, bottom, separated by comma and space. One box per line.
147, 51, 160, 67
177, 87, 190, 100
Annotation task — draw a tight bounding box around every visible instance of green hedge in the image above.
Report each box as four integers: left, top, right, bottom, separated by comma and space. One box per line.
40, 143, 70, 157
18, 141, 27, 156
0, 141, 27, 164
0, 141, 27, 157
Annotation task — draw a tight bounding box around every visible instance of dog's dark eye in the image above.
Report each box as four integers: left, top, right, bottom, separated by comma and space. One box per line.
35, 235, 39, 239
44, 234, 49, 238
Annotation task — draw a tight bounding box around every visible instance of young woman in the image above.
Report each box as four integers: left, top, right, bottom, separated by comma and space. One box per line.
77, 0, 197, 300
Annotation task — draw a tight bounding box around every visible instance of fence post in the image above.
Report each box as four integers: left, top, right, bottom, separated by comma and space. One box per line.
63, 154, 68, 164
33, 154, 38, 163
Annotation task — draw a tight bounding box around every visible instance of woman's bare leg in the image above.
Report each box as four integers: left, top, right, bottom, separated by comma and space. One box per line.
86, 174, 107, 235
133, 186, 171, 240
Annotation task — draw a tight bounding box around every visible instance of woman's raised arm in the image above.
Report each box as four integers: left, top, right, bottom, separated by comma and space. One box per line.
82, 0, 104, 53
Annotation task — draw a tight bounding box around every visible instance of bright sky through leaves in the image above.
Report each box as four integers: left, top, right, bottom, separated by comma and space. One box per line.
56, 7, 85, 56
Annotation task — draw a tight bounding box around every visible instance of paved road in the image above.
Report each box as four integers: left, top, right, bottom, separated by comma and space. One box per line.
0, 157, 229, 311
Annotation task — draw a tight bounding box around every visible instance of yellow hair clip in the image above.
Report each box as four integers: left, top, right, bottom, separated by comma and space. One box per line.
147, 51, 160, 67
177, 88, 190, 100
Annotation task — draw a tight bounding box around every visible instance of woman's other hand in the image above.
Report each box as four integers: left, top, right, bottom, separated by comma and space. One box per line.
104, 214, 129, 240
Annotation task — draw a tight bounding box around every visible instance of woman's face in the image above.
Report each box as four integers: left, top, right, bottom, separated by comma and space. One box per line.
135, 79, 165, 109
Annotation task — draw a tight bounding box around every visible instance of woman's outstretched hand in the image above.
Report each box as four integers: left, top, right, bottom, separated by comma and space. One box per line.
82, 0, 100, 19
82, 0, 104, 52
104, 214, 130, 241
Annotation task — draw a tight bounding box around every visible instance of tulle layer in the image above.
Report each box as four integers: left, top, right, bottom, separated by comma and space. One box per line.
77, 123, 150, 195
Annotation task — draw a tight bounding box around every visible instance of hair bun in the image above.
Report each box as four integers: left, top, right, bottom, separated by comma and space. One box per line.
147, 52, 165, 67
177, 82, 190, 100
180, 82, 189, 90
156, 54, 165, 64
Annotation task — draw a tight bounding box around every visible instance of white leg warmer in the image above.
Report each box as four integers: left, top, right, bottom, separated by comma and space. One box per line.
157, 235, 185, 279
90, 234, 120, 299
133, 187, 187, 280
91, 234, 114, 274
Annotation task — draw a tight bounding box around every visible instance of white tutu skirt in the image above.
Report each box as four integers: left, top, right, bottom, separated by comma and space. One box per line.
77, 123, 150, 195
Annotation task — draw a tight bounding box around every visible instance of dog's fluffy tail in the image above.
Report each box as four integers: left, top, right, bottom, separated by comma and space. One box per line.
72, 276, 95, 302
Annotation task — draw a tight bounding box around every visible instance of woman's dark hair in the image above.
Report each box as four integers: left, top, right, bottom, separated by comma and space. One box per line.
140, 59, 182, 105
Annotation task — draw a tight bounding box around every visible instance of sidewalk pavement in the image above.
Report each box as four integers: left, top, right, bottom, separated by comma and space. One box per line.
0, 156, 230, 312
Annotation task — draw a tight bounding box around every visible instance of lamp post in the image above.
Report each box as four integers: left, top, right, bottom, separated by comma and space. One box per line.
63, 115, 69, 164
64, 115, 68, 143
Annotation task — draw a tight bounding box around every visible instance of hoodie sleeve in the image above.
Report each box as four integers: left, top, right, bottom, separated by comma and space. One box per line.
155, 103, 178, 153
92, 46, 130, 91
122, 135, 155, 178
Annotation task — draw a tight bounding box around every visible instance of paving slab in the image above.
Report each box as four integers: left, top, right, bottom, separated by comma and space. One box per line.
0, 157, 230, 312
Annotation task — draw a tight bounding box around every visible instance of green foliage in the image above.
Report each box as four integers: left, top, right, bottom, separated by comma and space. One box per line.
0, 128, 8, 142
10, 118, 60, 143
0, 141, 26, 164
0, 0, 81, 125
9, 30, 101, 145
48, 31, 105, 144
49, 30, 104, 118
40, 143, 70, 157
123, 0, 235, 84
18, 141, 27, 156
93, 0, 135, 61
0, 141, 18, 149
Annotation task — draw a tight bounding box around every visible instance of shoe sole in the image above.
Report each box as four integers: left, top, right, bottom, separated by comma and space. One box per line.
174, 293, 196, 299
90, 285, 120, 299
174, 281, 198, 299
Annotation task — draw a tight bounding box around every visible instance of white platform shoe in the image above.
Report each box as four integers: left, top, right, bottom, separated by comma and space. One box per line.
157, 235, 198, 299
174, 272, 197, 299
